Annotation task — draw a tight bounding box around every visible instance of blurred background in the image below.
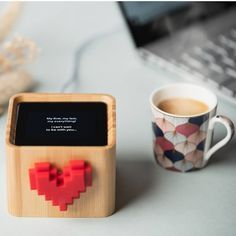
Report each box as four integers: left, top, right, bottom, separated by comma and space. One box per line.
1, 2, 236, 110
0, 2, 125, 93
0, 2, 172, 113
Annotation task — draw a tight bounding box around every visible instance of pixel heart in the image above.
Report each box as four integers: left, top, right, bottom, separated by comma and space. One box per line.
29, 160, 92, 211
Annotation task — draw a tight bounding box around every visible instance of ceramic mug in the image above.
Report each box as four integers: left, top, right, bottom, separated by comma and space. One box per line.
150, 83, 235, 172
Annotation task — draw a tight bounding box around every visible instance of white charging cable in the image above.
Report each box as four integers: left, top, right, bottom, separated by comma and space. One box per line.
60, 26, 122, 93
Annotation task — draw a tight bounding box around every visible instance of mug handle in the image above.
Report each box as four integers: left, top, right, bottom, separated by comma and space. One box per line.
202, 115, 235, 167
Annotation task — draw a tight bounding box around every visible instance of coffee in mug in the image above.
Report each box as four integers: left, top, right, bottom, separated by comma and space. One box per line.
157, 98, 209, 116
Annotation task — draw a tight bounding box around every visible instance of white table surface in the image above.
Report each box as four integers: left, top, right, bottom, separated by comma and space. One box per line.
0, 2, 236, 236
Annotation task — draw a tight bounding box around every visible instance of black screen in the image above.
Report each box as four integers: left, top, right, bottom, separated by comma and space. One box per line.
119, 2, 236, 47
15, 102, 107, 146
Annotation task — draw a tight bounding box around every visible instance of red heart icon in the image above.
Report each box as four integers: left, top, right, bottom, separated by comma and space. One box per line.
29, 160, 92, 211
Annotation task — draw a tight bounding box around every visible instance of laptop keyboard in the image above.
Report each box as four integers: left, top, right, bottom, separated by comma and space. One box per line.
176, 28, 236, 98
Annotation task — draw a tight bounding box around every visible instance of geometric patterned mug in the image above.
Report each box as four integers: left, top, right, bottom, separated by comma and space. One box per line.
150, 83, 235, 172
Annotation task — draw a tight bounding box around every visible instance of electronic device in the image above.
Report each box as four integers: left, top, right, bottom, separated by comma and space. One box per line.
6, 93, 116, 217
119, 2, 236, 104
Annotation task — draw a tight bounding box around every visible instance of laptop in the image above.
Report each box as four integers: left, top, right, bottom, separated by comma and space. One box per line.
118, 2, 236, 104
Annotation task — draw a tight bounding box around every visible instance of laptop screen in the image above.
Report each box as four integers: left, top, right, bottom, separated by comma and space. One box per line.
119, 2, 236, 47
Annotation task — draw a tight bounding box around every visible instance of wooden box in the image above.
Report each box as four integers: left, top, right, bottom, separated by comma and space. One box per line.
6, 93, 116, 217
